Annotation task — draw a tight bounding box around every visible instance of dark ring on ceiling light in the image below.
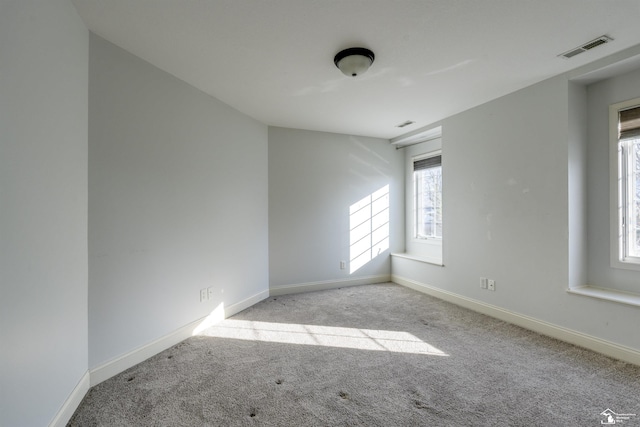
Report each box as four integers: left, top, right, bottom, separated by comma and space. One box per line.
333, 47, 375, 67
334, 47, 375, 77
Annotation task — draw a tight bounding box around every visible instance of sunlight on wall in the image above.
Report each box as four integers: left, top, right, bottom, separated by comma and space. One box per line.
192, 302, 226, 335
349, 185, 390, 274
198, 319, 448, 356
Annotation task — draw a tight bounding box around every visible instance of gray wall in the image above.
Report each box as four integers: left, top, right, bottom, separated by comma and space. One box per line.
568, 82, 588, 290
268, 127, 403, 287
0, 1, 89, 425
447, 75, 569, 318
586, 67, 640, 293
393, 69, 640, 352
88, 34, 269, 368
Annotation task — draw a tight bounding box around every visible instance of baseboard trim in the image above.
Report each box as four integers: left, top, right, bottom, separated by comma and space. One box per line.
392, 275, 640, 366
270, 274, 391, 296
49, 370, 90, 427
89, 288, 269, 386
226, 289, 270, 317
89, 316, 206, 387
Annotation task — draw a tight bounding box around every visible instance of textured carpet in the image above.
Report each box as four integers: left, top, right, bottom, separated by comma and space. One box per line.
69, 283, 640, 426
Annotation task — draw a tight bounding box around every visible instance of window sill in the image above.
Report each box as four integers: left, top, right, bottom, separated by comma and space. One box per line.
567, 285, 640, 308
610, 258, 640, 273
412, 238, 442, 246
391, 253, 444, 266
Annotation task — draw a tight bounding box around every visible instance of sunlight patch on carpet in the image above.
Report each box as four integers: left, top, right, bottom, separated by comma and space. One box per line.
197, 320, 448, 356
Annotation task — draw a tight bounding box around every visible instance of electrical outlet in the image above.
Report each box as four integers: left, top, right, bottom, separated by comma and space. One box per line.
200, 288, 207, 302
340, 261, 346, 270
480, 277, 488, 289
207, 287, 214, 300
488, 279, 496, 291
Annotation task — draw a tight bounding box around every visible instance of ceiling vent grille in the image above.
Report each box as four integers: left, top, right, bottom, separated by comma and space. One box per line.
559, 35, 613, 59
396, 120, 415, 128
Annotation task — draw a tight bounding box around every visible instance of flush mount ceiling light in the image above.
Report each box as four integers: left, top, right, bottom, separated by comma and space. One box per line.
334, 47, 375, 77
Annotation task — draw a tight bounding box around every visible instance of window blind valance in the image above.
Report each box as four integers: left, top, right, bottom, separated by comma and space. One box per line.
619, 106, 640, 140
413, 155, 441, 171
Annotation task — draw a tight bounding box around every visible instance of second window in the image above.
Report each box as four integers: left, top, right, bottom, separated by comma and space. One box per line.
413, 153, 442, 240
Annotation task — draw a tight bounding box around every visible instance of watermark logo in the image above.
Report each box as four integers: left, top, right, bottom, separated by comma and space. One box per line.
601, 408, 636, 425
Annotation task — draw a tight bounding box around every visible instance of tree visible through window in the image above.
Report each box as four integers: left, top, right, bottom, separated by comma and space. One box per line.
630, 138, 640, 256
413, 154, 442, 240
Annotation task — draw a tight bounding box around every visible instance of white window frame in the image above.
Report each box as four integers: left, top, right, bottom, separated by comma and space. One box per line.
609, 97, 640, 271
412, 150, 442, 244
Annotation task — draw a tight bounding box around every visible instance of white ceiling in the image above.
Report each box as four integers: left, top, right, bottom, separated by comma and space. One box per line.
71, 0, 640, 140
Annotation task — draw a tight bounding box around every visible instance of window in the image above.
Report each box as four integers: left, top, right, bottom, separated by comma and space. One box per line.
413, 153, 442, 240
611, 99, 640, 269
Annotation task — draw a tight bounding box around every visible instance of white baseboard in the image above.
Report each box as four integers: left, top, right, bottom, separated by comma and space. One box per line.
224, 288, 270, 317
49, 370, 90, 427
89, 288, 269, 386
270, 274, 391, 296
89, 317, 206, 387
392, 275, 640, 366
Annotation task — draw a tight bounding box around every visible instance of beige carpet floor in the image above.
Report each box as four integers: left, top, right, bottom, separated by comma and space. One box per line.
69, 283, 640, 426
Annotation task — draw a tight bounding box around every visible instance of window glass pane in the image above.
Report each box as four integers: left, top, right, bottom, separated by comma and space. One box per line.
414, 164, 442, 239
612, 99, 640, 268
631, 139, 640, 257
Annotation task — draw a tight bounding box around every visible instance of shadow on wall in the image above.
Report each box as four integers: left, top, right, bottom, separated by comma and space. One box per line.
349, 185, 390, 274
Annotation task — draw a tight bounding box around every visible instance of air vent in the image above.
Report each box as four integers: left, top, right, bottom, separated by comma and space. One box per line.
396, 120, 415, 128
559, 35, 613, 59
